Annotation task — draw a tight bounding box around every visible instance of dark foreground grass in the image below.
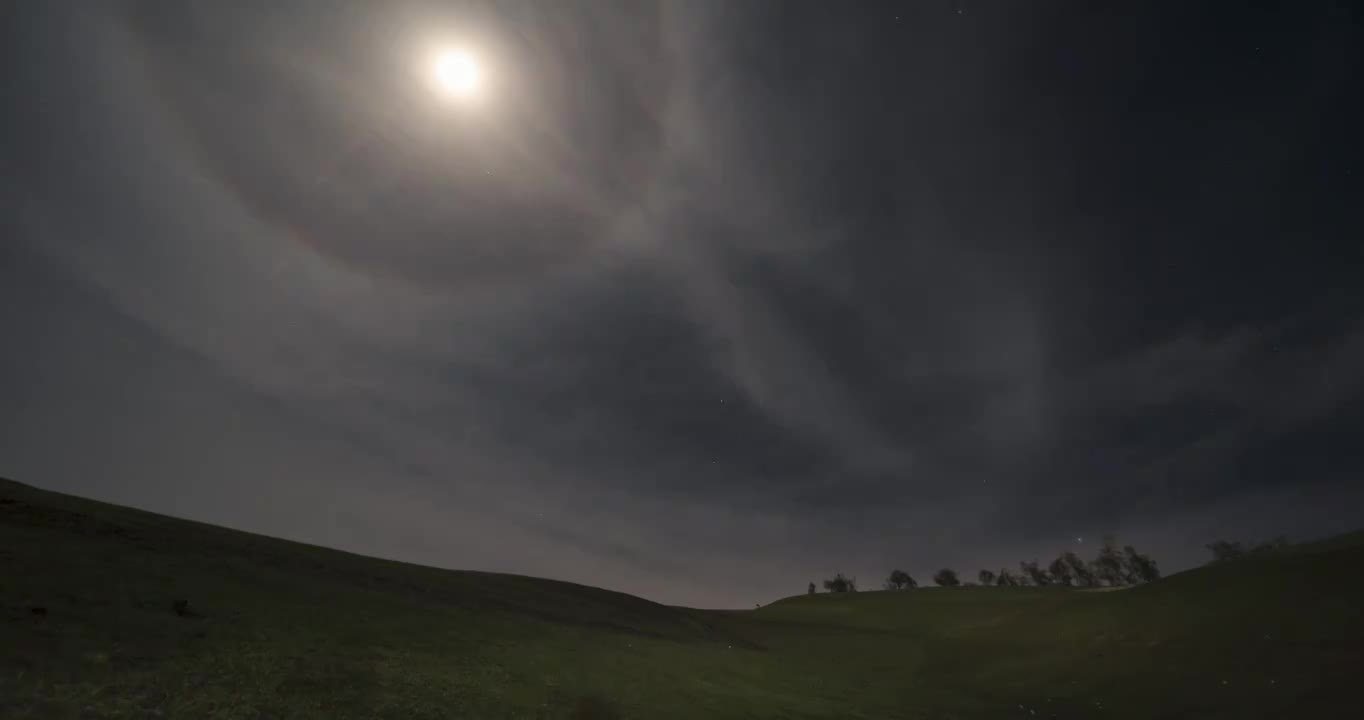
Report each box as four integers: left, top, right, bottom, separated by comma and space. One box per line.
2, 477, 1360, 719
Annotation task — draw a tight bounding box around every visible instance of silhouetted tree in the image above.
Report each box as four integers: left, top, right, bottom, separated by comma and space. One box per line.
1062, 551, 1097, 587
1206, 540, 1247, 563
995, 568, 1020, 587
1048, 556, 1073, 586
823, 573, 857, 593
1091, 535, 1126, 586
933, 568, 961, 587
1121, 546, 1160, 584
1250, 536, 1289, 554
1020, 560, 1053, 586
883, 569, 917, 590
807, 582, 816, 595
977, 569, 996, 586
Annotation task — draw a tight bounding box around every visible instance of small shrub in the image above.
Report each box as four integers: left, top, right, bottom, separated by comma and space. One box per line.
883, 569, 917, 590
932, 568, 960, 587
1206, 540, 1247, 563
823, 573, 857, 593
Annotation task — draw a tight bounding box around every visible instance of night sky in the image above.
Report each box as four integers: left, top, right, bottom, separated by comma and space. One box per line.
3, 1, 1362, 608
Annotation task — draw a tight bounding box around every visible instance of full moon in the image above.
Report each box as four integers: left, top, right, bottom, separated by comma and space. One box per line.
432, 49, 481, 99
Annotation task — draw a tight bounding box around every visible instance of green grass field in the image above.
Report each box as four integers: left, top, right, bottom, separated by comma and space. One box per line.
3, 477, 1360, 719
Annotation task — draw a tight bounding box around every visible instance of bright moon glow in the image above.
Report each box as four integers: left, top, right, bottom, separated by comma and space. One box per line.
432, 49, 481, 98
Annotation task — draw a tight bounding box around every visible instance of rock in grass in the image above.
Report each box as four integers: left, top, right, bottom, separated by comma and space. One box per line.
172, 599, 200, 618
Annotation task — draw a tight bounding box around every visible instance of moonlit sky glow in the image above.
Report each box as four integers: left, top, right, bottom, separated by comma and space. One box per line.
433, 49, 480, 97
2, 1, 1362, 608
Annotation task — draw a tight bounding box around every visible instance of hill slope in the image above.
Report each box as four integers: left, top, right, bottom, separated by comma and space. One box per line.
3, 477, 1360, 719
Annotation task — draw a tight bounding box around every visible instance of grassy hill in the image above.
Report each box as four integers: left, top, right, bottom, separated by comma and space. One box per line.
3, 477, 1360, 719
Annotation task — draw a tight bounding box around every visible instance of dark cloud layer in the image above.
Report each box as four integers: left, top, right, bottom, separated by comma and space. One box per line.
3, 1, 1362, 607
